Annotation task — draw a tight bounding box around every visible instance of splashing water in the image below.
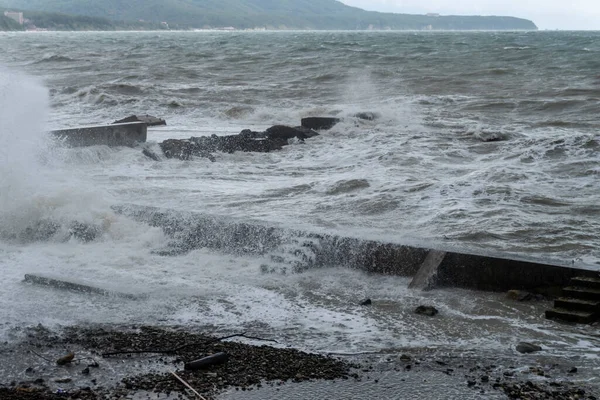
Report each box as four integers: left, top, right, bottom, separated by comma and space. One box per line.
0, 69, 118, 243
0, 69, 53, 241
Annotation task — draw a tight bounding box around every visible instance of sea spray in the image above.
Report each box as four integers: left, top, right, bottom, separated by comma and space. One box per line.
0, 69, 53, 241
0, 69, 117, 243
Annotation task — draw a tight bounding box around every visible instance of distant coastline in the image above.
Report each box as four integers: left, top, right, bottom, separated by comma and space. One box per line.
1, 1, 537, 32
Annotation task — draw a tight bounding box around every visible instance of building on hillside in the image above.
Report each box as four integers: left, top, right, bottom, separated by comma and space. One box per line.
4, 11, 24, 25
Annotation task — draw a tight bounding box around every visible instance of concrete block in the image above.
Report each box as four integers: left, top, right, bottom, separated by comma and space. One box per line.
51, 122, 147, 147
408, 250, 447, 290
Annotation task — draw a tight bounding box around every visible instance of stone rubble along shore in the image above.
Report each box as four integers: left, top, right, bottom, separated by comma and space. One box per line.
0, 325, 597, 400
0, 325, 357, 400
145, 114, 349, 161
156, 125, 320, 161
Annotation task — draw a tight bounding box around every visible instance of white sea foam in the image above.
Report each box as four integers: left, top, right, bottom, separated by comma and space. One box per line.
0, 32, 598, 365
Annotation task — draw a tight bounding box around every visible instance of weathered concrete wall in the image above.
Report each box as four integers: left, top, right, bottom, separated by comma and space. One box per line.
434, 252, 594, 292
113, 205, 428, 276
113, 204, 596, 293
51, 122, 147, 147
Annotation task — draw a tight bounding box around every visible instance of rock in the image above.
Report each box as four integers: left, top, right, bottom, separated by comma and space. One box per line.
20, 220, 60, 242
157, 125, 319, 161
477, 132, 507, 142
159, 138, 198, 160
506, 290, 533, 302
353, 112, 380, 121
265, 125, 319, 141
516, 342, 542, 354
301, 117, 340, 130
415, 305, 439, 316
568, 367, 577, 373
56, 352, 75, 365
113, 114, 166, 126
159, 138, 216, 161
68, 222, 100, 242
360, 298, 372, 306
142, 148, 161, 161
399, 354, 411, 362
293, 126, 320, 139
239, 129, 267, 139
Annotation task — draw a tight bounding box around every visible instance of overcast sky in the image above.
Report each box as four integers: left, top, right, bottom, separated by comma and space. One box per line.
339, 0, 600, 30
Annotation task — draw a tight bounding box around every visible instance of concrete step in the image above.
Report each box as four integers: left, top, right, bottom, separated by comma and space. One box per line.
554, 297, 600, 313
570, 276, 600, 290
545, 308, 598, 324
562, 286, 600, 302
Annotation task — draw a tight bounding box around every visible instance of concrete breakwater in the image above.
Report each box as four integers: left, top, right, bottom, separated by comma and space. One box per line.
48, 115, 342, 158
51, 121, 147, 147
114, 204, 596, 294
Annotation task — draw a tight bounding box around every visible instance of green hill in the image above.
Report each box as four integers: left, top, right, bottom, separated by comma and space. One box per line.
0, 13, 23, 30
0, 0, 538, 30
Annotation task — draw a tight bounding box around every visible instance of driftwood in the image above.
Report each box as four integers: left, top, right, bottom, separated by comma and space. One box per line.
170, 371, 208, 400
23, 274, 140, 300
184, 352, 228, 371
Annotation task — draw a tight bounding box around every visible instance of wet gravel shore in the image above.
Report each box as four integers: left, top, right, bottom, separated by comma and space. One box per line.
0, 325, 597, 400
0, 325, 356, 399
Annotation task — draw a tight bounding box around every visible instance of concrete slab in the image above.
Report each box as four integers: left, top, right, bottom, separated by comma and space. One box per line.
23, 274, 141, 300
51, 122, 147, 147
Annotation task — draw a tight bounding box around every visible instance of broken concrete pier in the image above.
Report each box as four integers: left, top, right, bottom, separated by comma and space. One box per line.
51, 121, 147, 147
113, 204, 597, 294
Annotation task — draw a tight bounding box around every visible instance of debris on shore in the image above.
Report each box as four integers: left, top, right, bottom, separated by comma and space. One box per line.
0, 325, 357, 400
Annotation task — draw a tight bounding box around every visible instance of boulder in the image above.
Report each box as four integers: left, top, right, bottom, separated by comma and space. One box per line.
360, 298, 372, 306
301, 117, 340, 130
158, 124, 321, 161
506, 290, 533, 302
194, 134, 286, 154
17, 220, 100, 243
353, 112, 380, 121
113, 114, 166, 126
415, 305, 438, 316
68, 222, 100, 242
516, 342, 542, 354
142, 148, 161, 161
159, 139, 216, 161
159, 139, 197, 160
266, 125, 319, 141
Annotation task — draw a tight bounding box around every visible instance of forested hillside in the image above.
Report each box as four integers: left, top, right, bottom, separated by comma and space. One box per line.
0, 0, 538, 30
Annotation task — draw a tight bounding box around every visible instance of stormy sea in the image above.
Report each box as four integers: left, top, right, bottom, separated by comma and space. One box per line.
0, 31, 599, 398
